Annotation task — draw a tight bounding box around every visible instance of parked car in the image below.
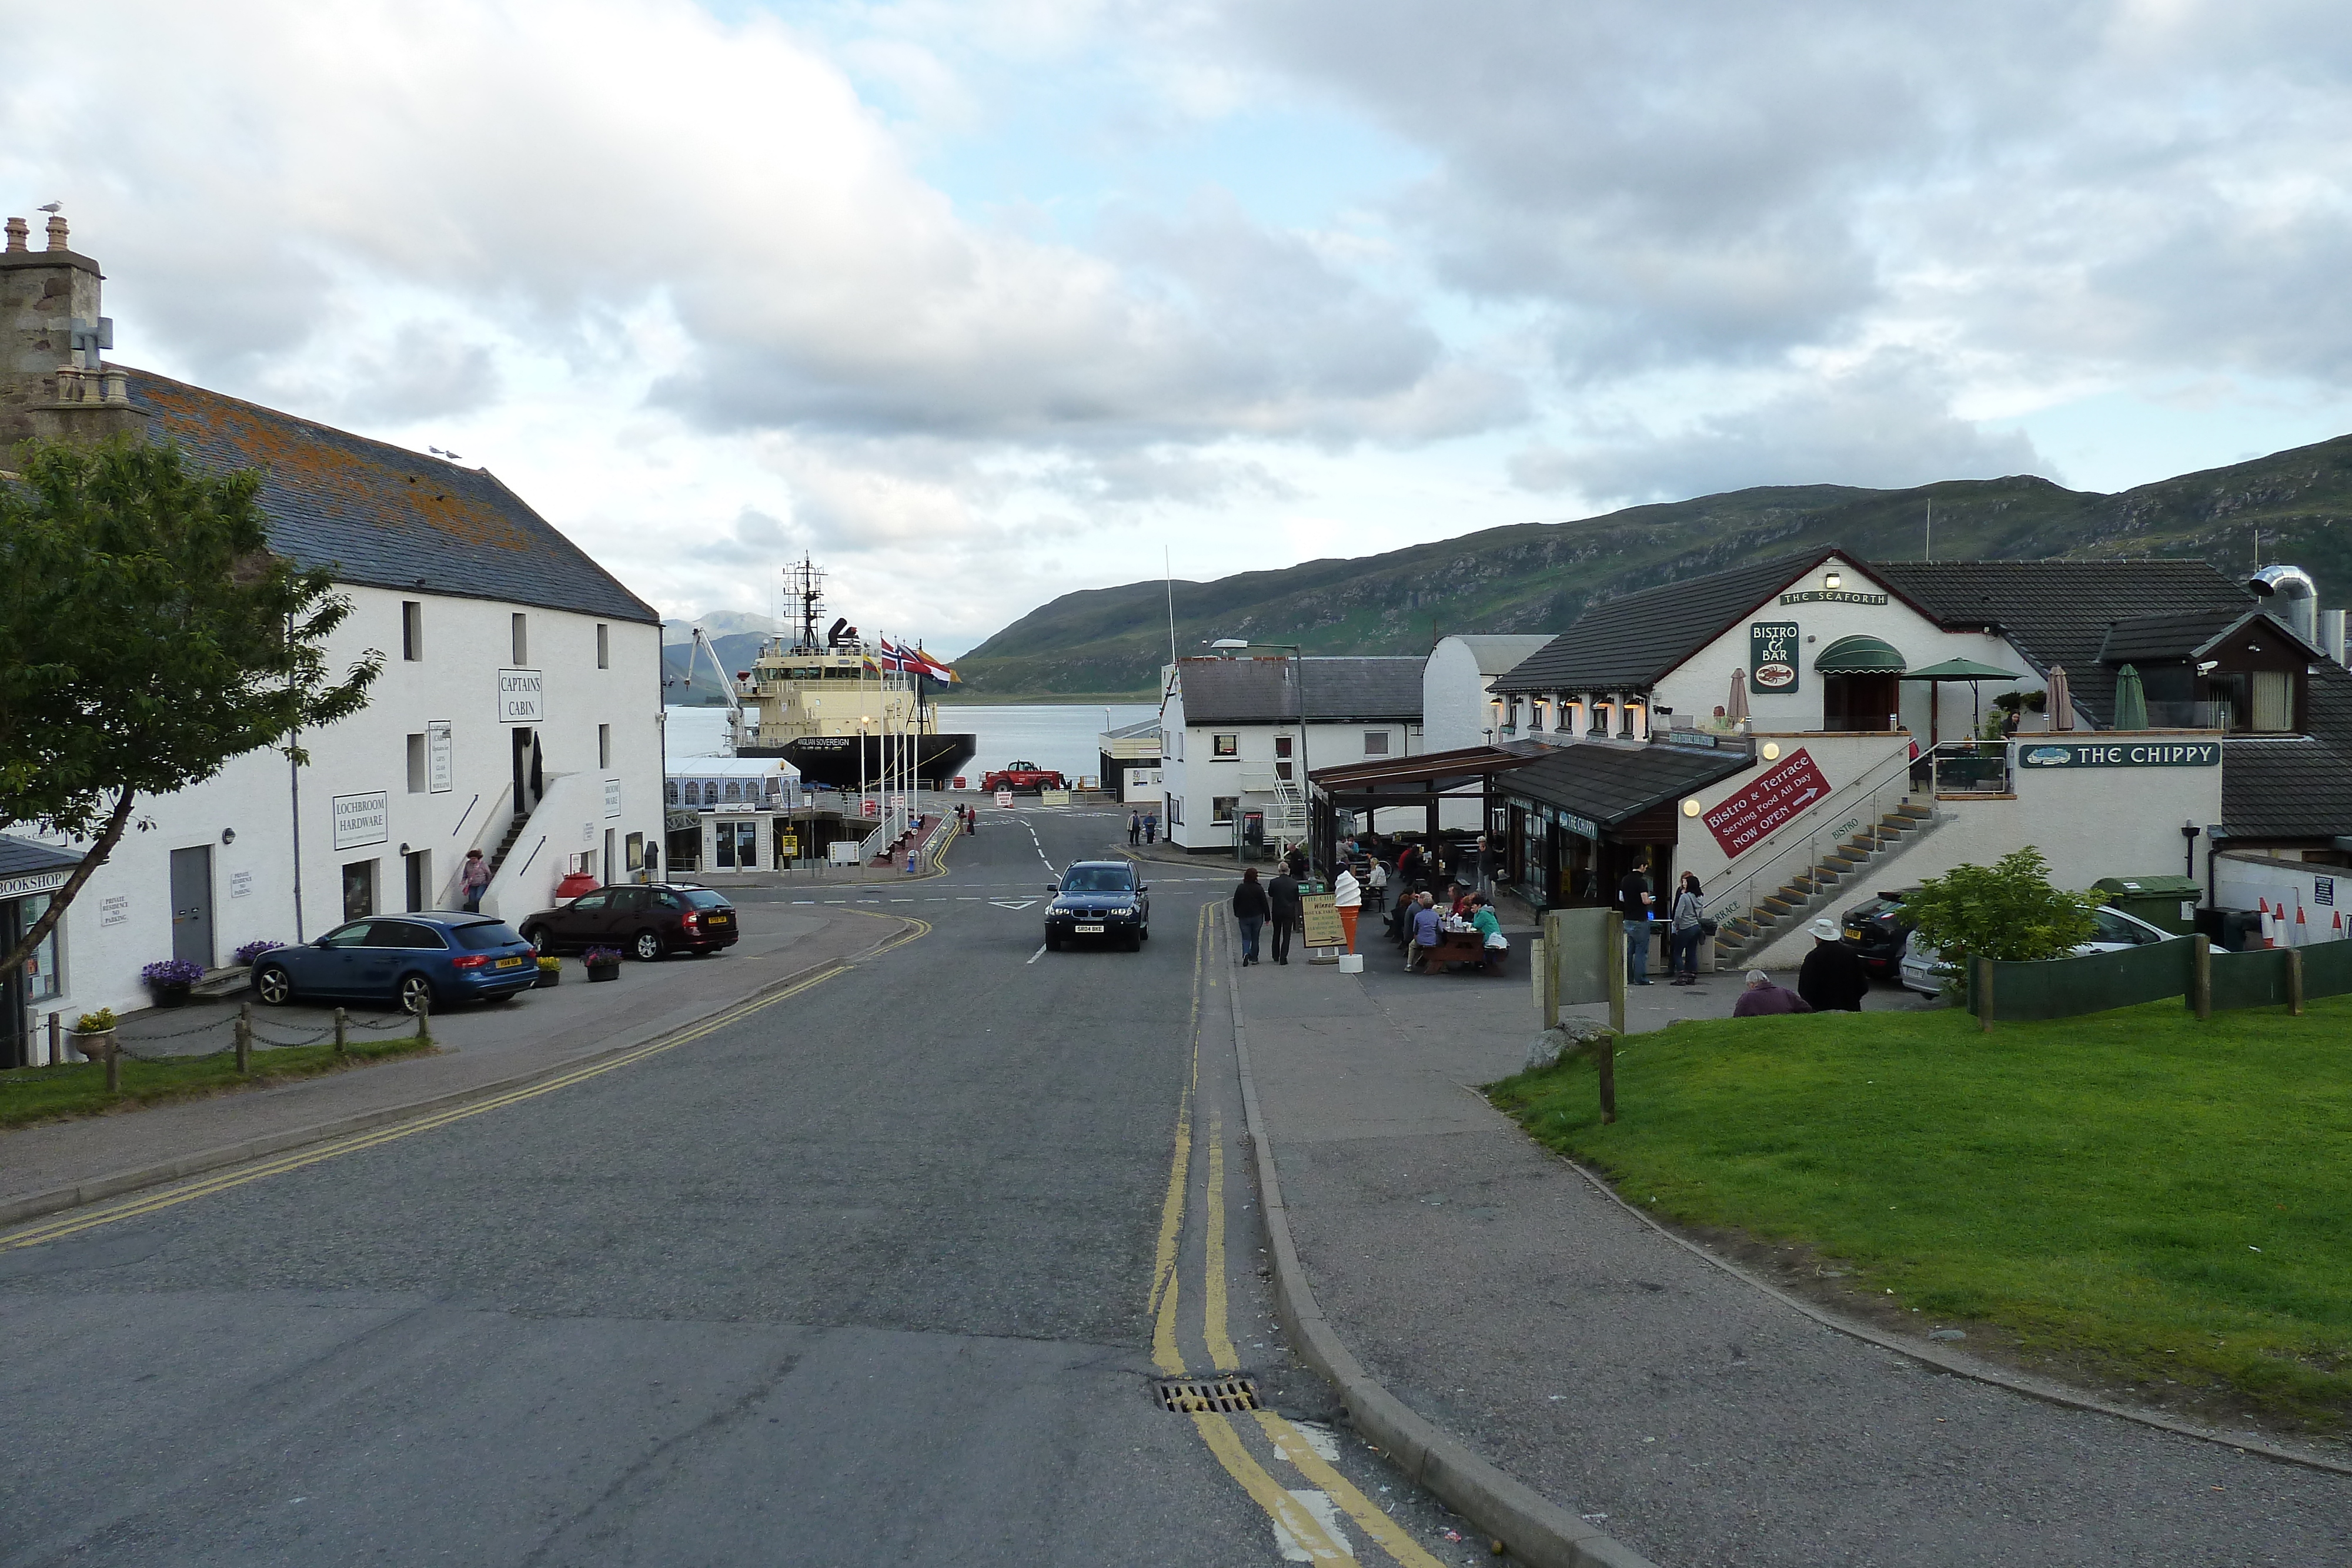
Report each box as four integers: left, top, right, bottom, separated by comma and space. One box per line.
1044, 861, 1150, 951
981, 761, 1067, 793
519, 883, 739, 961
1839, 888, 1918, 979
1899, 904, 2180, 997
250, 913, 537, 1014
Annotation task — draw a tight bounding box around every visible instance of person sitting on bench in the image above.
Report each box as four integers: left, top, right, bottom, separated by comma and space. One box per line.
1468, 895, 1508, 972
1406, 892, 1442, 970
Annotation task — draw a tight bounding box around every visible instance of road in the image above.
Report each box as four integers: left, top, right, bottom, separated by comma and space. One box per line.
0, 807, 1476, 1567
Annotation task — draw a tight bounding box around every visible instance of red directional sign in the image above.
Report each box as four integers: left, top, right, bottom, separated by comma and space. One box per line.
1703, 748, 1832, 855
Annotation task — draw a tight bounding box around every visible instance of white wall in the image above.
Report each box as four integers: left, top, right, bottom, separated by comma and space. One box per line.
31, 584, 664, 1020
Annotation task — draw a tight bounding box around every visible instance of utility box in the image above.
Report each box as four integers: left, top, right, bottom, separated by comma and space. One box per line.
2093, 874, 2202, 935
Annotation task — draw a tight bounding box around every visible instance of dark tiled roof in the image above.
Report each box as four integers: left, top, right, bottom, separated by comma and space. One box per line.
0, 834, 82, 880
128, 370, 659, 624
1178, 657, 1424, 723
2222, 662, 2352, 842
1493, 548, 1837, 695
2097, 609, 2251, 664
1498, 741, 1755, 827
1874, 559, 2252, 727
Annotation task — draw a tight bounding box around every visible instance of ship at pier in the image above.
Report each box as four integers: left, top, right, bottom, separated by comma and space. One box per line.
705, 559, 977, 789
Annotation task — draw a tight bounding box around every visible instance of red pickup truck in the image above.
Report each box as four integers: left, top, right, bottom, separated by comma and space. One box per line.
981, 761, 1067, 793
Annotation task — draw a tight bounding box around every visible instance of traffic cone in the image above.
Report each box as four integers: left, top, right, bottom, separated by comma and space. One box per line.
2334, 908, 2346, 941
2258, 898, 2276, 948
2294, 904, 2310, 947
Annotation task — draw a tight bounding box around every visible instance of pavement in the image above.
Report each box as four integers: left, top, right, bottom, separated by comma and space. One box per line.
1234, 926, 2352, 1566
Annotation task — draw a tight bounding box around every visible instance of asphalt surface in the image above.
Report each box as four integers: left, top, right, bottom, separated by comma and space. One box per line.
0, 808, 1484, 1567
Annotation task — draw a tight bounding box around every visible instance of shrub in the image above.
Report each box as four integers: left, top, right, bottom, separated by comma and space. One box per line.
536, 955, 562, 972
140, 958, 207, 987
1903, 846, 2105, 970
232, 939, 283, 966
75, 1008, 117, 1034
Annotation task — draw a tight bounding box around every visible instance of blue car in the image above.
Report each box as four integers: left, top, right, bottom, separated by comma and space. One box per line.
249, 912, 539, 1014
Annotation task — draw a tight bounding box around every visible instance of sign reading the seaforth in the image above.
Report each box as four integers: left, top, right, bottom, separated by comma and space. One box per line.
497, 668, 544, 725
1703, 747, 1832, 854
1749, 622, 1800, 693
2016, 741, 2221, 768
1779, 589, 1888, 607
330, 790, 390, 851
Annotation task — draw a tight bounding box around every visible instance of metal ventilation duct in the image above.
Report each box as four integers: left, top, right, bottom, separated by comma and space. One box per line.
2249, 563, 2320, 646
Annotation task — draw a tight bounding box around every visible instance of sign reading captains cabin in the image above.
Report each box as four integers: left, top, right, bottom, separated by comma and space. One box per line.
497, 668, 544, 725
1749, 622, 1800, 694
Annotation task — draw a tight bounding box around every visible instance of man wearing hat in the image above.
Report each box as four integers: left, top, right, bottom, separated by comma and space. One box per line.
1797, 917, 1870, 1012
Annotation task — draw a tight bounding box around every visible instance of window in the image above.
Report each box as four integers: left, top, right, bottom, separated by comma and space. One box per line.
406, 733, 427, 793
596, 622, 610, 669
599, 723, 612, 768
454, 921, 524, 950
511, 612, 529, 665
1212, 795, 1239, 824
1168, 797, 1184, 825
724, 781, 742, 801
1213, 734, 1239, 758
1275, 735, 1294, 758
2251, 670, 2293, 733
1529, 700, 1548, 732
341, 861, 376, 922
401, 600, 423, 661
1364, 730, 1391, 756
666, 781, 680, 805
19, 892, 60, 1002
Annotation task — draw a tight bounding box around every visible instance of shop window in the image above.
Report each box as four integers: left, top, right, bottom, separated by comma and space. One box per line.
1212, 796, 1239, 823
401, 600, 423, 661
1364, 730, 1391, 756
18, 893, 61, 1003
342, 860, 376, 922
1213, 734, 1239, 758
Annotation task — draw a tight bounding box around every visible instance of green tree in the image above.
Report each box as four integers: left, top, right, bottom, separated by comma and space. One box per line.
0, 438, 382, 979
1902, 846, 2106, 973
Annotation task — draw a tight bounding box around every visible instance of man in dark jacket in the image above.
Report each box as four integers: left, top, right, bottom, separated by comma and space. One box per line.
1796, 918, 1870, 1011
1616, 864, 1656, 985
1268, 866, 1304, 965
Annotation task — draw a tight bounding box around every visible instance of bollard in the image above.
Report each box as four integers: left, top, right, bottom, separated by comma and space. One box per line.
1976, 956, 1995, 1032
46, 1011, 61, 1068
415, 993, 431, 1045
334, 1007, 348, 1055
2190, 934, 2213, 1021
105, 1038, 119, 1095
2289, 948, 2306, 1017
235, 1003, 252, 1075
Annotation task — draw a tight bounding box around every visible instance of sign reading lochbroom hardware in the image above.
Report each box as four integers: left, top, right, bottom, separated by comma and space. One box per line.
2016, 741, 2221, 768
1703, 747, 1831, 854
497, 668, 544, 725
1749, 622, 1800, 694
331, 790, 389, 851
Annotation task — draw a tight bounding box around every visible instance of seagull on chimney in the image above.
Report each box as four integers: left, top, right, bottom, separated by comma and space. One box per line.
37, 202, 61, 214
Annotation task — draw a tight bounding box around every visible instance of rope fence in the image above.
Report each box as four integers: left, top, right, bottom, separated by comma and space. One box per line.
24, 997, 424, 1075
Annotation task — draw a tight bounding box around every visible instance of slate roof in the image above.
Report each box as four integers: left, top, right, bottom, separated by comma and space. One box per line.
128, 370, 660, 624
2096, 609, 2251, 665
2221, 661, 2352, 843
0, 834, 82, 880
1177, 657, 1424, 723
1497, 741, 1755, 828
1874, 560, 2253, 727
1492, 548, 1841, 695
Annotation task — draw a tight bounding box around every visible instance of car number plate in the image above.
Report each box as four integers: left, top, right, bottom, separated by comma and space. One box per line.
1843, 928, 1862, 941
493, 955, 524, 968
1075, 924, 1104, 934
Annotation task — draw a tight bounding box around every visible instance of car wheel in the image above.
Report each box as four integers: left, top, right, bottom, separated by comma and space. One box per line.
1125, 930, 1142, 952
397, 973, 437, 1016
1044, 932, 1061, 951
1139, 925, 1150, 943
522, 924, 550, 954
632, 928, 663, 962
253, 964, 295, 1007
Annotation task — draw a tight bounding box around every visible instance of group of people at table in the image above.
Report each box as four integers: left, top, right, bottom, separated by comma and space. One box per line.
1226, 843, 1508, 975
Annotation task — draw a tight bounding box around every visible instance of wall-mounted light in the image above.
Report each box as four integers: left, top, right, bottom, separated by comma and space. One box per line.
1824, 570, 1843, 591
1681, 797, 1701, 818
220, 827, 236, 845
1761, 741, 1783, 761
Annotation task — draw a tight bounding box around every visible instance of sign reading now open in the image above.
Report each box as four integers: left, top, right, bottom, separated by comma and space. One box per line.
1703, 747, 1832, 855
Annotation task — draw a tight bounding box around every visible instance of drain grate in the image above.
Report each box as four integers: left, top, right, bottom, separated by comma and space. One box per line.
1155, 1375, 1259, 1413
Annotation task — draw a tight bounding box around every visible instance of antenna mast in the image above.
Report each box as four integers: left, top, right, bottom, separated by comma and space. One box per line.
1165, 546, 1178, 668
1925, 497, 1932, 561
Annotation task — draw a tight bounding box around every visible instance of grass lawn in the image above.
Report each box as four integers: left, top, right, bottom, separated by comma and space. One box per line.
1486, 995, 2352, 1429
0, 1035, 435, 1129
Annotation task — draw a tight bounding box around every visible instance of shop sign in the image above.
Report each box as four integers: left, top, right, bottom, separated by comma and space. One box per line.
2016, 741, 2220, 768
331, 790, 390, 851
427, 720, 454, 792
1779, 589, 1887, 606
604, 778, 623, 818
1703, 748, 1831, 854
1301, 893, 1344, 947
1548, 807, 1601, 840
497, 668, 544, 725
1749, 622, 1800, 694
0, 868, 70, 900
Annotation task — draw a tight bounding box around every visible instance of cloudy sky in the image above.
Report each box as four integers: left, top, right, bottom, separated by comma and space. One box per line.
7, 0, 2352, 651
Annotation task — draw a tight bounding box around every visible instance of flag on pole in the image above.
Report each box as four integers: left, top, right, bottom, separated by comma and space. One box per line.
910, 643, 960, 683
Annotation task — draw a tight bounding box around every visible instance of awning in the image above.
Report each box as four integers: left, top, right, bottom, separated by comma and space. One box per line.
1900, 657, 2023, 681
1814, 634, 1907, 674
1308, 743, 1543, 800
0, 834, 82, 901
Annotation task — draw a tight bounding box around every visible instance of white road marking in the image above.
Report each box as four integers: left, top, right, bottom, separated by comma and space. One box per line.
1026, 944, 1048, 964
991, 900, 1039, 911
1291, 1423, 1343, 1462
1272, 1490, 1353, 1561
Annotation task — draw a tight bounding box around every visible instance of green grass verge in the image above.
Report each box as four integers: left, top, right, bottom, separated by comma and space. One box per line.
1486, 997, 2352, 1428
0, 1035, 436, 1129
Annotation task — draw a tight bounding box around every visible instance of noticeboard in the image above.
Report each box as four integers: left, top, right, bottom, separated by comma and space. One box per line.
777, 834, 800, 857
1300, 893, 1343, 947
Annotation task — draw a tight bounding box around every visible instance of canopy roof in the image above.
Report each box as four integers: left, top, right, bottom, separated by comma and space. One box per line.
1814, 634, 1907, 674
1902, 657, 2023, 681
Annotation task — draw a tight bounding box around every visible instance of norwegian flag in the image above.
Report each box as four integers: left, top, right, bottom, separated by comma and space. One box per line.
875, 637, 912, 674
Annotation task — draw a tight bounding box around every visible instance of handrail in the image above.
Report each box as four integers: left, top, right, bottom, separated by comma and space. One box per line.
1716, 741, 1925, 931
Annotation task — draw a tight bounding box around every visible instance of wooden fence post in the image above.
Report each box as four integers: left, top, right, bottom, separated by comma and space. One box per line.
104, 1038, 119, 1094
1601, 912, 1623, 1124
416, 994, 431, 1046
46, 1011, 61, 1068
235, 1004, 252, 1075
2288, 948, 2306, 1017
1976, 956, 1994, 1032
2190, 934, 2212, 1021
333, 1007, 348, 1055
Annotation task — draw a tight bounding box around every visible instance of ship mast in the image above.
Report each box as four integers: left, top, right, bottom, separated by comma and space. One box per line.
788, 556, 826, 654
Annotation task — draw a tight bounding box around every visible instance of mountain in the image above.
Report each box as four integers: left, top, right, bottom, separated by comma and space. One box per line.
957, 435, 2352, 698
660, 630, 766, 706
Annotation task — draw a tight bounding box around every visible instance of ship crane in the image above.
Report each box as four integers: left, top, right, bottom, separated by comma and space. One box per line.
686, 626, 750, 751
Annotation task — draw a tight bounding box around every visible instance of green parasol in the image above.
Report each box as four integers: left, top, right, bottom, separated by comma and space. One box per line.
2113, 663, 2149, 730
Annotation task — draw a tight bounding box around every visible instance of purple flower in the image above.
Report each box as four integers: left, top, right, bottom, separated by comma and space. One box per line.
141, 958, 207, 986
583, 947, 625, 965
232, 940, 283, 967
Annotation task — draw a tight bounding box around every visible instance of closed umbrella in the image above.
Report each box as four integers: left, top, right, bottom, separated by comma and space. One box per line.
2113, 663, 2148, 731
2046, 665, 2075, 731
1726, 668, 1750, 727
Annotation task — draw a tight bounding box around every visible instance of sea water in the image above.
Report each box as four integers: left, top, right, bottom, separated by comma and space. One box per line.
663, 703, 1158, 786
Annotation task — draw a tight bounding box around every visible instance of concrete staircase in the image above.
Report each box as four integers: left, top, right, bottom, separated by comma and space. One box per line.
1714, 802, 1940, 965
486, 807, 534, 877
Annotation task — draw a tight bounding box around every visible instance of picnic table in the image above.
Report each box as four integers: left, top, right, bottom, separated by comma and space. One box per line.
1410, 930, 1488, 973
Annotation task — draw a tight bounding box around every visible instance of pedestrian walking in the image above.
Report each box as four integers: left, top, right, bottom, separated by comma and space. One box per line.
1475, 833, 1494, 895
1331, 861, 1362, 952
1268, 864, 1303, 965
1667, 872, 1706, 985
459, 848, 492, 912
1128, 810, 1141, 846
1232, 867, 1271, 965
1797, 918, 1870, 1012
1616, 860, 1656, 984
1732, 968, 1813, 1017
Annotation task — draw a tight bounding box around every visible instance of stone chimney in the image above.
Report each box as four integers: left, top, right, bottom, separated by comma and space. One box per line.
0, 216, 142, 449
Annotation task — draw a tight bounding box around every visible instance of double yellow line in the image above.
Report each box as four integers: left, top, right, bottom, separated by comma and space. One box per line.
3, 915, 931, 1253
1151, 904, 1445, 1567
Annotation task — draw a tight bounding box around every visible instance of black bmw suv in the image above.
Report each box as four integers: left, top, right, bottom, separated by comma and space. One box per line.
1838, 887, 1917, 979
1044, 861, 1150, 951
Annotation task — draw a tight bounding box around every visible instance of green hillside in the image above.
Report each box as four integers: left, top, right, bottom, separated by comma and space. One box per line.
957, 435, 2352, 698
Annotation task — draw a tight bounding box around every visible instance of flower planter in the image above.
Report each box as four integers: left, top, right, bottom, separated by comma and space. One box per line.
71, 1029, 116, 1062
148, 982, 193, 1009
586, 962, 620, 983
534, 968, 562, 989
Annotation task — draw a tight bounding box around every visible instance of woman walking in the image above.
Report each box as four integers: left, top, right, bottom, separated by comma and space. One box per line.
1232, 867, 1271, 965
1668, 871, 1706, 985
